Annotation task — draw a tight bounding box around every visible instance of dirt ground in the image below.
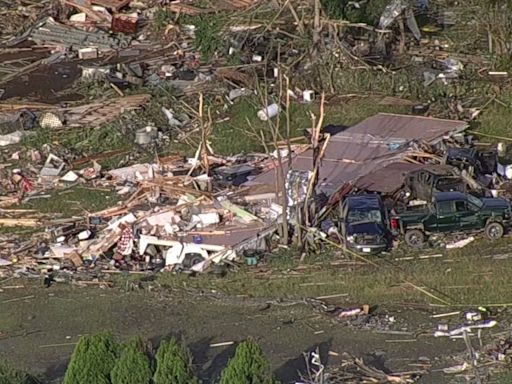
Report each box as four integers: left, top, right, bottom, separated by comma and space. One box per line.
0, 280, 478, 384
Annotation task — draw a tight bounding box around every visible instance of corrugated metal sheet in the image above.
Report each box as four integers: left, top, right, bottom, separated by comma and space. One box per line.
246, 113, 468, 195
350, 113, 467, 142
355, 162, 425, 193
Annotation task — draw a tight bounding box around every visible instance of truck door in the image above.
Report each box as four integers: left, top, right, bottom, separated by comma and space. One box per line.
455, 200, 480, 230
436, 201, 458, 231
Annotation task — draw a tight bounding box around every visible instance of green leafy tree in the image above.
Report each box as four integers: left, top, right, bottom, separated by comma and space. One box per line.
0, 361, 37, 384
63, 333, 117, 384
153, 338, 197, 384
219, 339, 274, 384
111, 339, 152, 384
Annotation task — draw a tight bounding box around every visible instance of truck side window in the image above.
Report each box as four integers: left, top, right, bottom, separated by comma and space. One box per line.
455, 201, 467, 212
437, 201, 455, 215
467, 203, 479, 212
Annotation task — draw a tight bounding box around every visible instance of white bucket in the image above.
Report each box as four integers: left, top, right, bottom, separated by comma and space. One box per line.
303, 90, 315, 102
506, 165, 512, 180
252, 54, 263, 62
498, 142, 506, 156
257, 103, 279, 121
273, 67, 279, 78
78, 230, 92, 240
228, 88, 251, 101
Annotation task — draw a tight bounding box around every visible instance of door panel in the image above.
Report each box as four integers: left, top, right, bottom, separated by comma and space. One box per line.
436, 201, 457, 231
456, 201, 480, 230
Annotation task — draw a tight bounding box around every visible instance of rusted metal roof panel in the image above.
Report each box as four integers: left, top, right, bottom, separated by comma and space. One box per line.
349, 113, 468, 142
245, 113, 468, 195
355, 162, 425, 193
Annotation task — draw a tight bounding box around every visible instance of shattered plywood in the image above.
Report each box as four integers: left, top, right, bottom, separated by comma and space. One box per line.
65, 94, 150, 128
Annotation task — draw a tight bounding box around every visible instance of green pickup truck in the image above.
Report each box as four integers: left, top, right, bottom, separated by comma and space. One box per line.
392, 191, 512, 247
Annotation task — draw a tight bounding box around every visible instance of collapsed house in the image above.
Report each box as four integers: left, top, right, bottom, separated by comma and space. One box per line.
2, 112, 504, 277
244, 113, 469, 200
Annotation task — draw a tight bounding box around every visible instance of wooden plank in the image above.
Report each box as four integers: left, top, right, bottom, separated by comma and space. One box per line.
91, 0, 131, 11
0, 218, 40, 227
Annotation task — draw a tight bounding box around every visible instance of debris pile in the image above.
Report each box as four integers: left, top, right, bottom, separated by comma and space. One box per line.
0, 146, 315, 278
298, 350, 422, 384
1, 0, 512, 282
308, 299, 404, 332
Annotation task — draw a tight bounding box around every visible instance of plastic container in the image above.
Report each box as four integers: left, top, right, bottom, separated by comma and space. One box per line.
498, 142, 506, 156
245, 256, 258, 266
303, 90, 315, 102
257, 103, 279, 121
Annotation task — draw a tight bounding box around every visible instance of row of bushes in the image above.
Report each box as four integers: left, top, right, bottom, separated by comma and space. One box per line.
1, 334, 275, 384
54, 333, 275, 384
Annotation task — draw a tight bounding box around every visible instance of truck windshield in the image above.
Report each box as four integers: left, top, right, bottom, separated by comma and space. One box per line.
467, 194, 483, 209
347, 209, 382, 224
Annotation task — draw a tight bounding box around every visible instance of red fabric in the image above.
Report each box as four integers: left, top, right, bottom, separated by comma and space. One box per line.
21, 177, 33, 192
117, 227, 134, 255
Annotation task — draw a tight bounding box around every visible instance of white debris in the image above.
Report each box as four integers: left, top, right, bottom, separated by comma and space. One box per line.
61, 171, 79, 182
0, 131, 25, 146
40, 112, 63, 129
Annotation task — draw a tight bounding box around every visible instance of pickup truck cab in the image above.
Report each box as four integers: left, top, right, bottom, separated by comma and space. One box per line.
403, 165, 467, 202
394, 191, 511, 247
339, 194, 392, 254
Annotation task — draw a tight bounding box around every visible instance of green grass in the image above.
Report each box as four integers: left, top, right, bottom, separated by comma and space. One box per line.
19, 186, 121, 216
152, 7, 173, 31
210, 96, 409, 156
491, 371, 512, 383
472, 97, 512, 139
180, 14, 226, 60
23, 124, 131, 157
154, 237, 512, 307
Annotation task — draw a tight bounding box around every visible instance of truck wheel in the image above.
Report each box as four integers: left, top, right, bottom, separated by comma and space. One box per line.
183, 253, 205, 268
485, 222, 504, 240
405, 229, 425, 248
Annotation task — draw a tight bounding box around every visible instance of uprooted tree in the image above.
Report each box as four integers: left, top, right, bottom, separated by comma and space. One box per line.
153, 338, 198, 384
63, 333, 117, 384
110, 338, 153, 384
219, 339, 275, 384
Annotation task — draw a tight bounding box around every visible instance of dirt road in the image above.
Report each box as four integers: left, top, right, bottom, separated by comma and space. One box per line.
0, 280, 475, 383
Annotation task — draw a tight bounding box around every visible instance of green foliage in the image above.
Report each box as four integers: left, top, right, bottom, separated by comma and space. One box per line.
19, 186, 120, 216
153, 338, 197, 384
63, 333, 118, 384
321, 0, 389, 24
0, 362, 37, 384
153, 7, 173, 31
219, 339, 274, 384
63, 124, 130, 155
181, 15, 225, 59
23, 124, 129, 156
22, 127, 53, 149
111, 339, 152, 384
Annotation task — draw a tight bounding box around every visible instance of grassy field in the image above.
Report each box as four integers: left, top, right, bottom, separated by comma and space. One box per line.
155, 237, 512, 309
210, 95, 410, 155
18, 186, 121, 216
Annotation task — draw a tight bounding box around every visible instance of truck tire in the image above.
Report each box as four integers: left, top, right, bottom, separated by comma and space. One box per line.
485, 222, 504, 240
183, 253, 205, 268
405, 229, 425, 248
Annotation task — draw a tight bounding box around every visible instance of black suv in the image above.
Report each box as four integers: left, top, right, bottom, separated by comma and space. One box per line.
339, 194, 392, 254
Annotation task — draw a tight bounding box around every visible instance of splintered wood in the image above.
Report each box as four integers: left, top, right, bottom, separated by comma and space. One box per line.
169, 0, 256, 15
65, 94, 150, 128
91, 0, 131, 11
